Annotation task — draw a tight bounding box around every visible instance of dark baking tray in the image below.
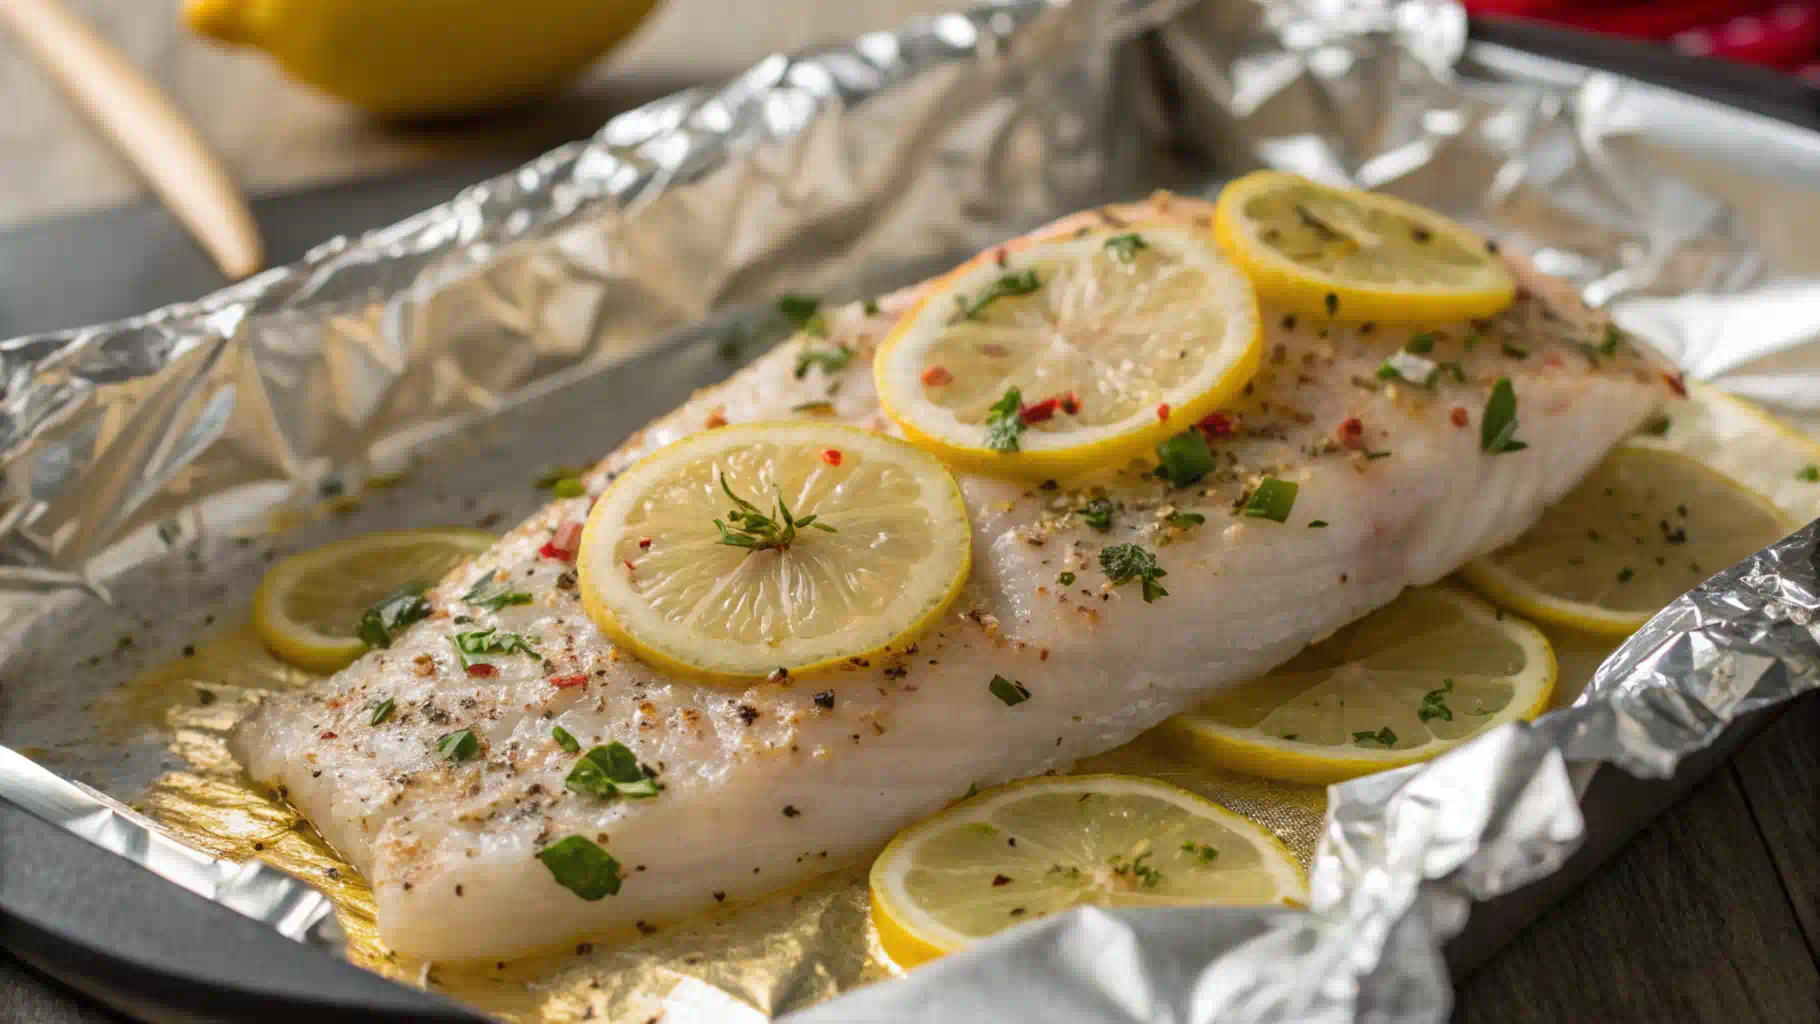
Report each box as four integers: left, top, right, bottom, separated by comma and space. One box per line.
2, 18, 1816, 1023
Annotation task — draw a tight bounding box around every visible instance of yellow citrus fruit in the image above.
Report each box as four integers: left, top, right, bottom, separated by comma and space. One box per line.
577, 423, 971, 683
1213, 170, 1516, 324
252, 528, 497, 674
1160, 586, 1555, 785
184, 0, 660, 118
869, 775, 1307, 968
1630, 381, 1820, 525
874, 221, 1261, 479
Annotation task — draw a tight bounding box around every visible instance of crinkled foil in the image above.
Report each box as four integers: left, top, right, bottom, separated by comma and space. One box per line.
3, 1, 1819, 1022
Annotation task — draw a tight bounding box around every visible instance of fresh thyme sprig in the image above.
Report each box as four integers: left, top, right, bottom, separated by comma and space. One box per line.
714, 476, 835, 552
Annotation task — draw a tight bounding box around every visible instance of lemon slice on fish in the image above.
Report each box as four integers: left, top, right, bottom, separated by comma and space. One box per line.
873, 222, 1261, 478
253, 528, 498, 674
1160, 587, 1555, 785
1461, 445, 1794, 637
577, 423, 971, 683
1629, 382, 1820, 526
869, 775, 1308, 967
1213, 170, 1515, 324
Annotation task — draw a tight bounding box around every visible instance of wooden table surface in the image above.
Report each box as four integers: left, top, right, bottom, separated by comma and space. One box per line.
2, 3, 1817, 1022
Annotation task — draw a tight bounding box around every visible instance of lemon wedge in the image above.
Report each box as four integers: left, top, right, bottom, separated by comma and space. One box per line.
874, 221, 1261, 478
1461, 445, 1794, 637
1213, 170, 1516, 324
252, 528, 498, 674
577, 423, 971, 683
1160, 586, 1555, 785
869, 775, 1307, 967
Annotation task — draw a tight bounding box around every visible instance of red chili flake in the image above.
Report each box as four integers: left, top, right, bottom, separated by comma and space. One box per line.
821, 448, 843, 466
1336, 417, 1365, 448
1019, 398, 1059, 424
1156, 403, 1171, 422
1542, 353, 1563, 369
638, 538, 652, 549
1060, 391, 1080, 415
549, 674, 588, 689
994, 247, 1009, 268
465, 664, 497, 678
623, 560, 636, 572
1197, 411, 1234, 438
1661, 372, 1688, 398
1450, 406, 1469, 428
319, 731, 338, 740
540, 522, 582, 562
921, 365, 953, 386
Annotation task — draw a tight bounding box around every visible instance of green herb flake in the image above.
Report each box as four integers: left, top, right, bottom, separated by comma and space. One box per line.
536, 835, 623, 901
1480, 378, 1529, 455
437, 728, 480, 762
1078, 497, 1117, 531
552, 726, 581, 753
1099, 543, 1168, 602
1500, 342, 1529, 360
546, 477, 585, 498
1103, 233, 1148, 263
1417, 679, 1454, 723
1109, 850, 1162, 887
1404, 333, 1438, 354
1616, 567, 1635, 584
714, 476, 835, 552
984, 387, 1027, 453
368, 698, 396, 726
1799, 465, 1820, 483
1179, 841, 1220, 865
1308, 520, 1329, 529
1057, 571, 1076, 586
1351, 726, 1397, 748
794, 345, 852, 379
566, 741, 660, 799
463, 570, 533, 612
1166, 511, 1206, 530
777, 294, 829, 337
791, 400, 836, 414
357, 583, 431, 650
450, 628, 540, 667
1600, 323, 1622, 356
1364, 450, 1392, 460
958, 270, 1042, 321
863, 298, 881, 316
535, 466, 586, 489
989, 674, 1032, 706
1241, 477, 1298, 523
1642, 415, 1672, 437
1154, 430, 1217, 487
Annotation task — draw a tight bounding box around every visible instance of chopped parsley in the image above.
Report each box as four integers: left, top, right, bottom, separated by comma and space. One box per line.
1500, 342, 1529, 360
794, 344, 852, 379
565, 741, 659, 799
1800, 465, 1820, 483
1103, 234, 1148, 263
552, 725, 581, 753
791, 400, 836, 414
357, 583, 431, 650
1441, 360, 1467, 384
984, 387, 1026, 452
1242, 477, 1298, 523
1109, 850, 1162, 888
1480, 378, 1528, 455
989, 675, 1032, 706
714, 476, 834, 552
1364, 450, 1392, 460
1154, 429, 1216, 487
1179, 841, 1219, 864
368, 698, 395, 726
1600, 323, 1622, 355
1057, 571, 1076, 586
1352, 726, 1397, 748
1100, 543, 1168, 602
863, 298, 881, 316
1378, 350, 1438, 387
536, 835, 622, 901
437, 728, 480, 762
463, 570, 532, 612
956, 270, 1042, 321
450, 628, 540, 667
778, 294, 828, 336
1616, 567, 1635, 584
1403, 332, 1438, 354
1418, 679, 1453, 723
1641, 415, 1672, 437
535, 466, 586, 489
1078, 497, 1117, 531
1166, 511, 1206, 530
549, 477, 586, 498
1308, 520, 1329, 529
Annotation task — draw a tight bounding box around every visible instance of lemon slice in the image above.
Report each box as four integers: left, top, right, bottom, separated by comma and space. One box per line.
1461, 445, 1795, 637
869, 775, 1307, 967
1213, 170, 1516, 324
577, 423, 971, 682
1631, 382, 1820, 525
1160, 586, 1555, 785
873, 221, 1261, 478
253, 528, 498, 673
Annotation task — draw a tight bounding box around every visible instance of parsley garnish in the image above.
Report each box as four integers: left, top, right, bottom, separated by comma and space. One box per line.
463, 570, 532, 612
1441, 360, 1467, 384
1481, 378, 1528, 455
778, 294, 828, 336
369, 698, 395, 726
552, 725, 581, 753
543, 477, 583, 497
1642, 415, 1672, 437
1364, 450, 1392, 460
537, 835, 622, 900
1500, 342, 1529, 360
794, 344, 852, 379
1166, 511, 1205, 530
863, 298, 881, 316
1109, 850, 1162, 888
1103, 234, 1148, 263
1179, 841, 1219, 864
791, 400, 836, 414
1352, 726, 1397, 748
714, 476, 834, 551
984, 387, 1026, 452
957, 270, 1042, 321
1100, 543, 1168, 602
1404, 333, 1437, 354
451, 628, 539, 667
566, 741, 659, 799
357, 583, 431, 650
1418, 679, 1453, 723
535, 466, 586, 489
437, 729, 480, 761
1616, 567, 1635, 584
1378, 350, 1438, 387
989, 675, 1032, 706
1154, 430, 1216, 487
1600, 323, 1622, 355
1078, 497, 1116, 531
1800, 465, 1820, 483
1308, 520, 1329, 528
1242, 477, 1298, 523
1057, 571, 1076, 586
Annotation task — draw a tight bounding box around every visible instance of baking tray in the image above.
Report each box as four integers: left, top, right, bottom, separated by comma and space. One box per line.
2, 16, 1816, 1024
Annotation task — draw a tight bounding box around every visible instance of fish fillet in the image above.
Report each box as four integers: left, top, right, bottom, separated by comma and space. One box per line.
232, 195, 1669, 960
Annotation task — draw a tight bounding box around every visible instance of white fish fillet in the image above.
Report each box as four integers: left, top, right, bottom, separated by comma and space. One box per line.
232, 196, 1669, 960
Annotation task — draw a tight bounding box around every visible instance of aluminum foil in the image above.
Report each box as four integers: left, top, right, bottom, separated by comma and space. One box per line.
3, 0, 1820, 1022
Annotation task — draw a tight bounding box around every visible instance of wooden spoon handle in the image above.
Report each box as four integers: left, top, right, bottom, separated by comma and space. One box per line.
0, 0, 264, 280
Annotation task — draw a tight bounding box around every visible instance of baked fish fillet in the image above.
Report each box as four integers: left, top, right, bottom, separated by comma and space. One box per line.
232, 195, 1670, 960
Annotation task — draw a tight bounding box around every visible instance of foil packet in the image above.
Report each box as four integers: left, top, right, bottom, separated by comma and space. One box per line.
3, 1, 1820, 1022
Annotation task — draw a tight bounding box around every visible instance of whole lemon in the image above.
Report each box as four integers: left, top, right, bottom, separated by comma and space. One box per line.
185, 0, 663, 118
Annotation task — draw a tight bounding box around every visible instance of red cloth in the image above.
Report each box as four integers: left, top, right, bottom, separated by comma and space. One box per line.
1465, 1, 1820, 76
